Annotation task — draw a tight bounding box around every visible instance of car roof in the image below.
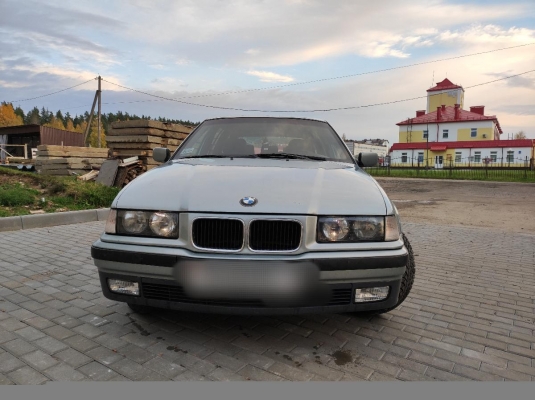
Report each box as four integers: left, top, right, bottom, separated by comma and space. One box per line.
201, 116, 329, 124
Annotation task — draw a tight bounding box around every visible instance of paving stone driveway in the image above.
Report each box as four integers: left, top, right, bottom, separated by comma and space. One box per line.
0, 221, 534, 383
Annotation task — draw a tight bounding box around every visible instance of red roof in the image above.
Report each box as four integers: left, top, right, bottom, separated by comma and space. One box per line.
390, 139, 535, 152
427, 78, 463, 92
430, 145, 447, 151
396, 106, 503, 133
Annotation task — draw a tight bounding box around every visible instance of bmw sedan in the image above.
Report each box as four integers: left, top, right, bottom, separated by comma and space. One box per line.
91, 117, 414, 315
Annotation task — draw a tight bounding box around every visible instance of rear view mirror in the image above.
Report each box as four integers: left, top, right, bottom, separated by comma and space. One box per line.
153, 147, 171, 163
357, 152, 379, 167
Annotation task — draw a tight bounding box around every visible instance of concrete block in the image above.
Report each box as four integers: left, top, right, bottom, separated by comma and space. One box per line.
96, 208, 111, 221
21, 210, 98, 229
0, 216, 22, 232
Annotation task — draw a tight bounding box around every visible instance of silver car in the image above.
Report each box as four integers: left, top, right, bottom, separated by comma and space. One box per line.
91, 117, 414, 315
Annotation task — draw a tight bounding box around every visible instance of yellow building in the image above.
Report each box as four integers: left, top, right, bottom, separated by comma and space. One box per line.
390, 78, 534, 168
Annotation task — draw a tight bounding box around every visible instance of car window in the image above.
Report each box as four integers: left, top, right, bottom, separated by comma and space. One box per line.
173, 118, 354, 163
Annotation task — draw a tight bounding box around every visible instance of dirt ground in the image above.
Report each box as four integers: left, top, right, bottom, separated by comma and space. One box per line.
375, 177, 535, 234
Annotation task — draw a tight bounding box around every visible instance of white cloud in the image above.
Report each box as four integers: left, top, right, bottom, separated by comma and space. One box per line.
246, 70, 294, 83
0, 80, 28, 88
109, 0, 530, 68
175, 58, 192, 66
359, 42, 410, 59
438, 24, 535, 46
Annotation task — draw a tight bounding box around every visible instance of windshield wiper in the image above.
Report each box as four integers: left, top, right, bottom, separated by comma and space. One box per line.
179, 154, 260, 159
257, 152, 327, 161
180, 155, 231, 159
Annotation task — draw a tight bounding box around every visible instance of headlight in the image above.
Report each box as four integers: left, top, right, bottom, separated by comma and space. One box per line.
122, 211, 148, 234
149, 212, 178, 237
317, 216, 387, 242
116, 210, 179, 239
320, 218, 349, 241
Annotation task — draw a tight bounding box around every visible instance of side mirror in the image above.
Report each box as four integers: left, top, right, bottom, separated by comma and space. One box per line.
153, 147, 171, 163
357, 152, 379, 167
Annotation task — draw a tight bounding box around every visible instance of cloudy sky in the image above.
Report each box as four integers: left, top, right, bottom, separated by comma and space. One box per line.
1, 0, 534, 141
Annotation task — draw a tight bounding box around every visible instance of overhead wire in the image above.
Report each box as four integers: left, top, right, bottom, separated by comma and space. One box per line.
101, 69, 535, 113
5, 77, 97, 103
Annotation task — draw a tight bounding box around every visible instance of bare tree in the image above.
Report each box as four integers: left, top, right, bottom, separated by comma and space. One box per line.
514, 130, 527, 139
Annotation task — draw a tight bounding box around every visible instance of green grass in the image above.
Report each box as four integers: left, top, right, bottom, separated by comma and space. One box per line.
0, 183, 40, 207
366, 168, 535, 183
0, 167, 121, 217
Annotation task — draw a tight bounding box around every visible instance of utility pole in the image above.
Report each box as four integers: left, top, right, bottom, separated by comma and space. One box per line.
84, 76, 102, 147
98, 76, 102, 148
426, 122, 429, 169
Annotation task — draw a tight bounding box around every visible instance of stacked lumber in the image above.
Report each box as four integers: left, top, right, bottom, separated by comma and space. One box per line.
114, 157, 146, 187
107, 120, 192, 170
34, 145, 109, 176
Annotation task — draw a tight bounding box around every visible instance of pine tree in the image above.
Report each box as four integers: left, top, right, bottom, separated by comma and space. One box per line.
14, 106, 25, 122
55, 110, 65, 126
27, 107, 40, 125
40, 107, 52, 124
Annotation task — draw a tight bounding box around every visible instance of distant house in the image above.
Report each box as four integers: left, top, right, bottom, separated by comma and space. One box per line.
389, 78, 534, 168
345, 139, 389, 164
0, 125, 84, 162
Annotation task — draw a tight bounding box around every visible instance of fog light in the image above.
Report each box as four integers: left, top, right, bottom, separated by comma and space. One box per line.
108, 279, 139, 296
354, 287, 389, 303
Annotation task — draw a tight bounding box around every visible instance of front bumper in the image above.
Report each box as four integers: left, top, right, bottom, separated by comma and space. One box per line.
91, 240, 408, 315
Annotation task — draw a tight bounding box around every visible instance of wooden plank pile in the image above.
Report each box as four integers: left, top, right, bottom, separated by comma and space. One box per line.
34, 145, 109, 176
89, 157, 145, 187
107, 120, 192, 171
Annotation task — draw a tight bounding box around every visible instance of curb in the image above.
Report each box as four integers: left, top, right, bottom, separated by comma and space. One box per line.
0, 208, 110, 232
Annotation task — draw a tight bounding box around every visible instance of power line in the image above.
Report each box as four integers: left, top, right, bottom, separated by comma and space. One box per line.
102, 69, 535, 113
6, 78, 97, 103
97, 42, 535, 107
190, 42, 535, 98
7, 42, 534, 109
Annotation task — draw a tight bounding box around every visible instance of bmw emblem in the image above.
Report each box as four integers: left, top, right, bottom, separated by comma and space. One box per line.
240, 196, 258, 207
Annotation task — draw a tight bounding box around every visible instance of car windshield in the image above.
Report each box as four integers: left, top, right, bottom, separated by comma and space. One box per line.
172, 118, 354, 163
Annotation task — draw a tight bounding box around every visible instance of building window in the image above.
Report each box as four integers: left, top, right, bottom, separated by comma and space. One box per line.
474, 151, 481, 163
490, 151, 497, 162
507, 150, 514, 163
455, 152, 462, 163
401, 153, 407, 163
442, 129, 449, 139
423, 130, 428, 139
471, 128, 477, 138
417, 152, 424, 163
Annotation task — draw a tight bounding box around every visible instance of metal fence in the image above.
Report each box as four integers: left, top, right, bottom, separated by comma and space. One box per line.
387, 155, 534, 169
365, 156, 535, 181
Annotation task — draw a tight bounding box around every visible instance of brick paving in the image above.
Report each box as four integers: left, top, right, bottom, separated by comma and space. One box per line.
0, 221, 534, 383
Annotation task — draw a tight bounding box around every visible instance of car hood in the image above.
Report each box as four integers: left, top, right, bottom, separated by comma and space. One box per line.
113, 159, 388, 215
